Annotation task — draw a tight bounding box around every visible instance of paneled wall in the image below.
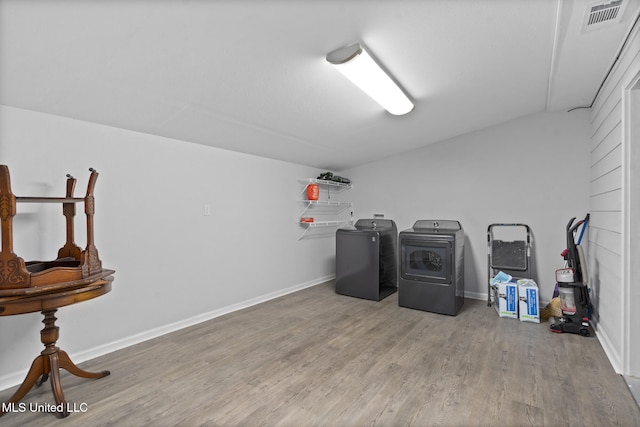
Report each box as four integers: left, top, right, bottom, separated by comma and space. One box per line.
588, 18, 640, 374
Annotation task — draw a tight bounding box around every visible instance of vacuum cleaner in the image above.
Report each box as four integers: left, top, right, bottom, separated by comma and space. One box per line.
550, 214, 594, 337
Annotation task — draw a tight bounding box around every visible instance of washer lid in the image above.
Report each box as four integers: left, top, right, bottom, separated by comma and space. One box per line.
412, 220, 462, 232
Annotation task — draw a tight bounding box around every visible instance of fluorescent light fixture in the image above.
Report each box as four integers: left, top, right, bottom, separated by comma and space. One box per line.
326, 42, 414, 115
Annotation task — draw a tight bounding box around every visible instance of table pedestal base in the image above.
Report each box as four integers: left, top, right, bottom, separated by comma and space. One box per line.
1, 309, 110, 418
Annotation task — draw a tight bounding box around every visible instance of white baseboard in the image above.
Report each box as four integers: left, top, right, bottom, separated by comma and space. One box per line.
464, 290, 488, 301
595, 326, 623, 374
0, 275, 334, 392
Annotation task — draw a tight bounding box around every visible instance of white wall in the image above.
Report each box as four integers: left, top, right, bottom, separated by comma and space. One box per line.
626, 79, 640, 378
340, 111, 591, 304
0, 106, 335, 390
589, 19, 640, 375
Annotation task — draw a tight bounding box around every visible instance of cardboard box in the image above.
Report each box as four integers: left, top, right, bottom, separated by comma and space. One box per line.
518, 279, 540, 323
493, 281, 518, 319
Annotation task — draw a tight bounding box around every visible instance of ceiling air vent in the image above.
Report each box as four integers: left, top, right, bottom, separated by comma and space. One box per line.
582, 0, 626, 32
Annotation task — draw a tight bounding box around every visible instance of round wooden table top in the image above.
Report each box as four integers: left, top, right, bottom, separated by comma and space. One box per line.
0, 271, 114, 316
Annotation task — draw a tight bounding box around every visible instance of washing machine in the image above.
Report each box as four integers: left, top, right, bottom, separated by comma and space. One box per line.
398, 220, 464, 315
335, 219, 397, 301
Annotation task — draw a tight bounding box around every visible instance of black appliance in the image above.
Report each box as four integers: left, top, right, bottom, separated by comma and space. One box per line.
398, 220, 464, 315
550, 215, 593, 336
335, 219, 397, 301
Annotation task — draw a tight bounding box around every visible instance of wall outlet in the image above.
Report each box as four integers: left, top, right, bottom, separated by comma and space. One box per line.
204, 204, 211, 216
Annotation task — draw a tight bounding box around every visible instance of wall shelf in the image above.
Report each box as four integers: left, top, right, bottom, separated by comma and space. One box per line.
297, 178, 352, 240
297, 200, 352, 219
297, 178, 351, 191
298, 220, 351, 240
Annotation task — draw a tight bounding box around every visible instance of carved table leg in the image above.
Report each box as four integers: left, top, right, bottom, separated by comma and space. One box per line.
1, 308, 110, 418
0, 355, 46, 413
58, 350, 110, 379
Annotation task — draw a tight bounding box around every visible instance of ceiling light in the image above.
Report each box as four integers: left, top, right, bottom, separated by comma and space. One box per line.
326, 42, 414, 116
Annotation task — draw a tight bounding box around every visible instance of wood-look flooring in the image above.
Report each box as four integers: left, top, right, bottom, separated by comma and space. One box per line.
2, 280, 639, 426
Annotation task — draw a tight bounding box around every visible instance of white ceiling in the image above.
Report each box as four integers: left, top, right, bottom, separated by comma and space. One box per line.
1, 0, 639, 170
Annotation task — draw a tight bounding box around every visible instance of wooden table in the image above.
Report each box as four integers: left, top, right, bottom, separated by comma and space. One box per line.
1, 164, 115, 418
0, 270, 115, 418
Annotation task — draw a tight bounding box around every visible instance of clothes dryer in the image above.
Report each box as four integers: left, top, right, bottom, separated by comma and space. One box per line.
398, 220, 464, 315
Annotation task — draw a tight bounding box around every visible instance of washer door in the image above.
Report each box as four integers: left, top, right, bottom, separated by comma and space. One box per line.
401, 239, 452, 284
